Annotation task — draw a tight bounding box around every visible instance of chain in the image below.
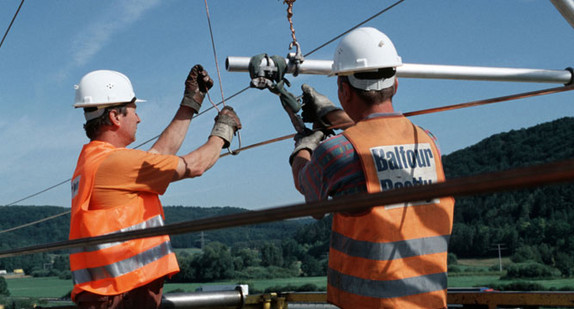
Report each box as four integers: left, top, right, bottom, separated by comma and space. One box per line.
284, 0, 298, 49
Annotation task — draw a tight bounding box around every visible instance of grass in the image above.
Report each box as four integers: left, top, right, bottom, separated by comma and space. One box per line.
448, 275, 502, 288
5, 277, 73, 298
4, 276, 328, 298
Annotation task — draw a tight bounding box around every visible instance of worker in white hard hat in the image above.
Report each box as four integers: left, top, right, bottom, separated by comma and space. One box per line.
68, 65, 241, 309
289, 27, 455, 309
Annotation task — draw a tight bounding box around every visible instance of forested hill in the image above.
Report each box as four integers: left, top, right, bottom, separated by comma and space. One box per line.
0, 205, 311, 250
443, 117, 574, 264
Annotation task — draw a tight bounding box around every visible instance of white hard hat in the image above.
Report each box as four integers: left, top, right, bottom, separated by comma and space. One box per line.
331, 27, 402, 76
74, 70, 145, 121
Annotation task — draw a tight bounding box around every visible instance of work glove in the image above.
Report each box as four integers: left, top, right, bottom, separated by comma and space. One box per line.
210, 106, 242, 148
289, 128, 325, 165
301, 84, 341, 127
181, 64, 214, 113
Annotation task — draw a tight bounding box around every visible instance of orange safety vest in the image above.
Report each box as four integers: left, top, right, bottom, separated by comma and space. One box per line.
69, 141, 179, 300
327, 115, 454, 309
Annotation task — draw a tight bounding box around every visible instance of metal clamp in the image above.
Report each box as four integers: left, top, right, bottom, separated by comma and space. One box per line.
287, 41, 304, 77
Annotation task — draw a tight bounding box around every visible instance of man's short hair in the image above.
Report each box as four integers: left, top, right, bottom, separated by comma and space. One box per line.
83, 105, 128, 140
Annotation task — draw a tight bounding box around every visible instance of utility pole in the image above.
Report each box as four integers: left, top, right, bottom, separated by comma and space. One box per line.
497, 244, 503, 271
201, 231, 205, 251
492, 243, 507, 271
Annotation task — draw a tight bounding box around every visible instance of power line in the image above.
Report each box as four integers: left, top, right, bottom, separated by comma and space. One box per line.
1, 157, 574, 258
304, 0, 405, 57
0, 0, 25, 50
221, 84, 574, 157
5, 179, 70, 207
0, 210, 70, 235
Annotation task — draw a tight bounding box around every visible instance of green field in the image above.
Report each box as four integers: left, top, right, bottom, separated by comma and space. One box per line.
3, 276, 329, 298
5, 257, 574, 300
5, 277, 73, 298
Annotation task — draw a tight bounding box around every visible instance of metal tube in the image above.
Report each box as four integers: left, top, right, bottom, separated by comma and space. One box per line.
160, 290, 243, 309
398, 63, 571, 84
550, 0, 574, 29
226, 56, 572, 84
225, 56, 332, 75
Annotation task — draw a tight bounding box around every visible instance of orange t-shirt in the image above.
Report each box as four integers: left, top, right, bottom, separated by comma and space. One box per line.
89, 148, 179, 210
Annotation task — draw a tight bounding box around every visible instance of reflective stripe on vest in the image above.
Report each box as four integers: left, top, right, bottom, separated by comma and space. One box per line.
328, 268, 447, 299
331, 231, 450, 261
73, 240, 174, 284
70, 215, 164, 254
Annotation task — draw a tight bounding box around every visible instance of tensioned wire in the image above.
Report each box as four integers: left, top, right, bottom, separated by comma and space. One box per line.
1, 157, 574, 258
0, 0, 25, 50
1, 0, 407, 212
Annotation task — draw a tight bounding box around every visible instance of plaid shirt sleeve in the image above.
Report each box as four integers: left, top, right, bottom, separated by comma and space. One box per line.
297, 134, 367, 202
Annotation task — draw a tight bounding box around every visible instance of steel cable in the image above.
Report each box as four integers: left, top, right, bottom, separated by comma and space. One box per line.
1, 157, 574, 259
222, 84, 574, 157
0, 0, 25, 50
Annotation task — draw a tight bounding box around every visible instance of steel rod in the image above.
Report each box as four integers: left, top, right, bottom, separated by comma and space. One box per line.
226, 56, 573, 84
160, 290, 243, 309
1, 159, 574, 259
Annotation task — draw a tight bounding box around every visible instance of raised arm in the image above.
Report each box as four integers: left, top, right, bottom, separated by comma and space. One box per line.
171, 106, 241, 181
150, 65, 214, 155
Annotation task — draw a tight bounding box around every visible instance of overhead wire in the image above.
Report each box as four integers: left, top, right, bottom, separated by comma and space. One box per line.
0, 210, 70, 235
303, 0, 405, 57
2, 0, 406, 209
2, 157, 574, 258
203, 0, 225, 112
0, 0, 25, 50
221, 84, 574, 157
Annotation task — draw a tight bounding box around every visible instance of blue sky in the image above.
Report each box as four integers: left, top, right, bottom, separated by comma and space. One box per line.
0, 0, 573, 210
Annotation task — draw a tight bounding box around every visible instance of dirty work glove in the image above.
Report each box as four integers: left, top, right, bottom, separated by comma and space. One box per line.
210, 106, 242, 148
301, 84, 341, 127
181, 64, 214, 113
289, 128, 325, 165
